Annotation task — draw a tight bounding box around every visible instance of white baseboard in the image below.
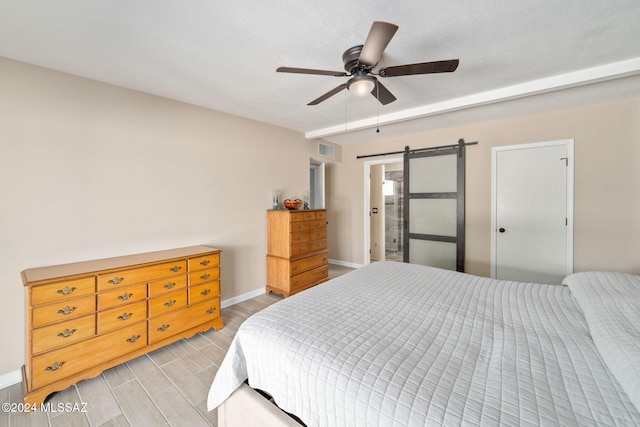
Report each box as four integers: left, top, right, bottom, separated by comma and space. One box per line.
221, 287, 266, 309
329, 259, 364, 269
0, 369, 22, 390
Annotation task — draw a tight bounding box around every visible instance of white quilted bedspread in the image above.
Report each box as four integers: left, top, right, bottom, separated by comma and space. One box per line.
208, 262, 640, 426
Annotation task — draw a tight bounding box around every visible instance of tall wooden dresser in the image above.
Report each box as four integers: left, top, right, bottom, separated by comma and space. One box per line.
266, 209, 329, 297
22, 245, 223, 405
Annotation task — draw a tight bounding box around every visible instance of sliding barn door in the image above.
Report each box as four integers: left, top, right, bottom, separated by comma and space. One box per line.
403, 145, 465, 271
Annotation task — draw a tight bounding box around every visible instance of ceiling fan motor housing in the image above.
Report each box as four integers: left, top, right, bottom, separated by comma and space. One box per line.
343, 45, 370, 73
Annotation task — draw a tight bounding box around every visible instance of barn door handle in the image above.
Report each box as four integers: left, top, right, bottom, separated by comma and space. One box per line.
499, 228, 506, 233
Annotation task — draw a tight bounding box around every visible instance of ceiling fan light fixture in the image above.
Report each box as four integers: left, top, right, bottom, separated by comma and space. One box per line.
347, 75, 376, 96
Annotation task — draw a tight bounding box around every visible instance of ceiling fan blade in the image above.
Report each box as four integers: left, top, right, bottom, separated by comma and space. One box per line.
371, 79, 397, 105
277, 67, 348, 77
379, 59, 459, 77
358, 21, 399, 67
308, 83, 348, 105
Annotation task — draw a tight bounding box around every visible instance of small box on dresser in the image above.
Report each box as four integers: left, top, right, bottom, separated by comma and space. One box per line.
266, 209, 329, 297
22, 245, 223, 406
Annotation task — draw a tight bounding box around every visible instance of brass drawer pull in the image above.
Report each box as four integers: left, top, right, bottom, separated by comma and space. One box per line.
126, 335, 141, 343
108, 277, 124, 285
45, 361, 65, 372
117, 312, 133, 321
164, 299, 176, 307
164, 282, 176, 289
200, 260, 210, 266
118, 293, 133, 301
293, 266, 299, 271
200, 273, 211, 280
57, 329, 77, 338
322, 258, 327, 262
57, 306, 77, 315
206, 307, 216, 314
293, 280, 299, 286
298, 235, 304, 240
298, 247, 304, 252
298, 225, 304, 229
200, 289, 211, 296
157, 324, 170, 332
56, 286, 77, 296
170, 266, 182, 273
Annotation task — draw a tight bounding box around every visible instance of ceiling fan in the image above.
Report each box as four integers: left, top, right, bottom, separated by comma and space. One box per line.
276, 21, 459, 106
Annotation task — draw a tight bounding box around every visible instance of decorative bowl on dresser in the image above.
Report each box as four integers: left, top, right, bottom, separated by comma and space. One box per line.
266, 209, 329, 297
22, 245, 223, 405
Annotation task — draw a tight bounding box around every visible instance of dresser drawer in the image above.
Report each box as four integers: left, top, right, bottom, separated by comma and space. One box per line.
290, 230, 309, 244
309, 228, 327, 241
188, 253, 220, 271
32, 295, 96, 328
97, 260, 187, 291
189, 281, 220, 305
99, 283, 147, 310
316, 211, 327, 220
149, 289, 187, 316
32, 314, 96, 355
31, 321, 147, 390
309, 219, 327, 230
149, 275, 187, 297
290, 242, 310, 257
190, 267, 220, 286
290, 221, 309, 232
289, 212, 307, 222
290, 265, 329, 293
98, 300, 147, 334
308, 239, 328, 252
149, 298, 220, 344
290, 252, 329, 276
31, 277, 95, 306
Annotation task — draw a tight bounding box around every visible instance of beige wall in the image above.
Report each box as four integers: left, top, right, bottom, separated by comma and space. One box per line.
0, 58, 309, 377
327, 96, 640, 277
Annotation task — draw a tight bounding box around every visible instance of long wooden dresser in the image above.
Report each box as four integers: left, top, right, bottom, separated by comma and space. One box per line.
22, 245, 223, 405
266, 209, 329, 297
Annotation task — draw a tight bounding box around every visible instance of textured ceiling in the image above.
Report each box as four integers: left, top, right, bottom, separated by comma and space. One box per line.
1, 1, 639, 144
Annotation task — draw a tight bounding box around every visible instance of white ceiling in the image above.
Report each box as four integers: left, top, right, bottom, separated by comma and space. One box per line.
1, 1, 639, 145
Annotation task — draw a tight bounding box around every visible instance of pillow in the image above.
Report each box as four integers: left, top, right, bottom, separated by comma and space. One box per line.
564, 271, 640, 413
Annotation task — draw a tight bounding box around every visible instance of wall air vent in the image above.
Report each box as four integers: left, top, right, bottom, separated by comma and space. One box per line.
318, 143, 336, 159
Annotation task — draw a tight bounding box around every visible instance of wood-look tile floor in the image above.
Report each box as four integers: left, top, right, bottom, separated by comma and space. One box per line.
1, 264, 355, 427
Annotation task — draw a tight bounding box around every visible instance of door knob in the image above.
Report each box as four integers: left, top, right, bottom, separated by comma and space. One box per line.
499, 228, 506, 233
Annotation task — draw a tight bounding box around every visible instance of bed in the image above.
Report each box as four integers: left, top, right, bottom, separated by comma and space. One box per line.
207, 261, 640, 426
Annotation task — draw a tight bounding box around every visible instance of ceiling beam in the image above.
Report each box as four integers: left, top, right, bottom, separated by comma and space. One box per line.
305, 57, 640, 140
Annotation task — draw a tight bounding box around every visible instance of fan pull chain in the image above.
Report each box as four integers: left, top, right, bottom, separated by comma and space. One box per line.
344, 85, 348, 131
376, 80, 380, 133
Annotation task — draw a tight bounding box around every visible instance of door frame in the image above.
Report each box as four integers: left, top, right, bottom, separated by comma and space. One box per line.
363, 156, 403, 266
490, 139, 574, 279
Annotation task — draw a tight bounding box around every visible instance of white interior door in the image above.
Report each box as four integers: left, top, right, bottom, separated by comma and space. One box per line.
492, 140, 573, 284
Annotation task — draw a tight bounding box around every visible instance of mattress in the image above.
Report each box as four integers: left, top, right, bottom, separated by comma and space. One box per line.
208, 262, 640, 426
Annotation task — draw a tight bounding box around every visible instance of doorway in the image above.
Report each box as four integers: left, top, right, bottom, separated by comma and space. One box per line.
491, 139, 574, 284
310, 161, 325, 209
364, 157, 403, 264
